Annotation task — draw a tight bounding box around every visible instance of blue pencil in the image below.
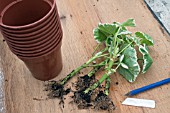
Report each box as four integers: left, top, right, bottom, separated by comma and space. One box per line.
125, 78, 170, 96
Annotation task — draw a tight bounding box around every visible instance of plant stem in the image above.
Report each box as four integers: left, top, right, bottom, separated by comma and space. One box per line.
88, 59, 108, 77
104, 76, 111, 96
88, 66, 102, 78
87, 64, 105, 67
113, 27, 121, 58
84, 59, 115, 94
84, 73, 110, 94
60, 65, 86, 85
118, 41, 133, 55
60, 49, 108, 85
92, 43, 101, 56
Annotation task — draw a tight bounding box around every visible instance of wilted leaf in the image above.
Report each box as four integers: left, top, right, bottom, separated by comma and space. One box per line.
118, 46, 140, 82
139, 44, 153, 73
135, 32, 154, 46
121, 18, 136, 27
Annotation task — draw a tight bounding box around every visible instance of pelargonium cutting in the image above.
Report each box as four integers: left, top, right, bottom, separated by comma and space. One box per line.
45, 18, 154, 111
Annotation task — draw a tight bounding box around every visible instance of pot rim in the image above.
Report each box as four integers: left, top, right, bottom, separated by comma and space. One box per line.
0, 0, 56, 29
1, 5, 57, 33
2, 14, 60, 42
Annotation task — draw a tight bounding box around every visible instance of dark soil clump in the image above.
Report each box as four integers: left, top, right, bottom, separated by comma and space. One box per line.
73, 75, 96, 109
75, 75, 96, 90
45, 75, 116, 111
94, 91, 115, 111
45, 80, 70, 99
73, 90, 93, 109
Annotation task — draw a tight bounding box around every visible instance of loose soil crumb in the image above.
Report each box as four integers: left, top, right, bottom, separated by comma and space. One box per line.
33, 98, 45, 101
70, 14, 73, 17
60, 15, 66, 20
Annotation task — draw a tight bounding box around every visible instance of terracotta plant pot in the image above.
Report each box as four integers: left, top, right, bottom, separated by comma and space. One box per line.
19, 41, 63, 81
0, 0, 56, 30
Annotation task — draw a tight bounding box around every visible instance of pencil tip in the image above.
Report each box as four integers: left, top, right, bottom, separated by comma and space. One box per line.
124, 92, 130, 96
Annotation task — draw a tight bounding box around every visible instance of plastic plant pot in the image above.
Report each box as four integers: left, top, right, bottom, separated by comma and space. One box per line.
1, 20, 60, 47
7, 31, 63, 57
3, 21, 62, 51
2, 20, 61, 48
0, 0, 56, 30
1, 10, 60, 42
1, 14, 61, 45
4, 28, 61, 52
7, 29, 63, 55
5, 28, 62, 55
19, 41, 63, 81
0, 0, 15, 14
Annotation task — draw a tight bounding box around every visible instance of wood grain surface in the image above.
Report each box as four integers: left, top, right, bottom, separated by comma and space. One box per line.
0, 0, 170, 113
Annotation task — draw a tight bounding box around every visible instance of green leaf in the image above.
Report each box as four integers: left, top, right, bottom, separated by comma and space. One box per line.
135, 32, 154, 46
139, 44, 153, 73
116, 37, 123, 45
130, 36, 141, 46
118, 46, 140, 82
121, 35, 131, 44
93, 28, 107, 43
118, 67, 135, 82
98, 23, 118, 35
121, 18, 136, 27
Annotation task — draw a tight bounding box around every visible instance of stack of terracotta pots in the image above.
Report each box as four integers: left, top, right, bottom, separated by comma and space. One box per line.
0, 0, 63, 81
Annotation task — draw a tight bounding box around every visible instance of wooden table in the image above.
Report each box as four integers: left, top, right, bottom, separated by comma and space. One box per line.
0, 0, 170, 113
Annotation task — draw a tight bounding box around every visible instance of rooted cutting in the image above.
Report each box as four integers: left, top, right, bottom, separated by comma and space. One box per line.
45, 18, 154, 111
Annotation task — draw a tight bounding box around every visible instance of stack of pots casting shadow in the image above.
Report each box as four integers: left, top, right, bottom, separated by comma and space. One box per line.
0, 0, 63, 81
